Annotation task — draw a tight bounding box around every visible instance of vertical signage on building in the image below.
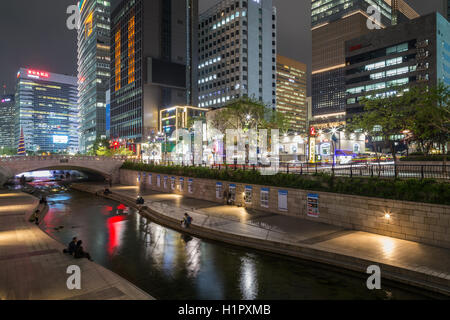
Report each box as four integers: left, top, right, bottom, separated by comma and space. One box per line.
309, 139, 316, 163
278, 190, 288, 212
164, 176, 168, 189
244, 186, 253, 204
171, 177, 175, 190
216, 182, 223, 199
149, 174, 152, 185
188, 179, 194, 194
307, 193, 320, 218
157, 175, 161, 187
261, 188, 269, 208
138, 172, 141, 183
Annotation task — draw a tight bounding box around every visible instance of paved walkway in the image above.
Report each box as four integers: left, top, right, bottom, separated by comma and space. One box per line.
0, 190, 153, 300
75, 183, 450, 295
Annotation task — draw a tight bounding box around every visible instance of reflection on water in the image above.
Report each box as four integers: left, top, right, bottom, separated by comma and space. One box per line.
40, 188, 435, 300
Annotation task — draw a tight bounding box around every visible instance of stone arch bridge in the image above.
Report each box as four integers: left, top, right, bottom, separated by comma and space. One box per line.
0, 155, 126, 186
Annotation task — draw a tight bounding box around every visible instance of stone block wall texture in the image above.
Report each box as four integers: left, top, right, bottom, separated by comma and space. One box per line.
120, 169, 450, 248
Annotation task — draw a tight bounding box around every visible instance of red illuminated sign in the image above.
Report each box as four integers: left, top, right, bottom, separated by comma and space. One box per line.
27, 69, 49, 78
310, 127, 316, 137
349, 44, 362, 52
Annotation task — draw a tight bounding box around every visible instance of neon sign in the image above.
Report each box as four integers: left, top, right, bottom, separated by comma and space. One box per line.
27, 70, 49, 79
310, 126, 316, 137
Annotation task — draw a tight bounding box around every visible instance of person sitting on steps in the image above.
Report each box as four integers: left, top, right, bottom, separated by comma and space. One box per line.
63, 237, 77, 255
181, 213, 193, 228
136, 196, 145, 205
74, 240, 93, 261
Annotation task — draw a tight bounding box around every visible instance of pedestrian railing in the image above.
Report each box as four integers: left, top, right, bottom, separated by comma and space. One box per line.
134, 160, 450, 181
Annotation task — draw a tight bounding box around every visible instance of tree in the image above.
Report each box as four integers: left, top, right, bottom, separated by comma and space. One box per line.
0, 147, 17, 156
209, 97, 289, 133
408, 83, 450, 156
346, 92, 415, 163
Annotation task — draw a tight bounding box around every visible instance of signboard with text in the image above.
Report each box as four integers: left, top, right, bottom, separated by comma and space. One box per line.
307, 193, 319, 218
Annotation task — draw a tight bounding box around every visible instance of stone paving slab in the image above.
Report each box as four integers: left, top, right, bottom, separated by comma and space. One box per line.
78, 183, 450, 293
0, 190, 153, 300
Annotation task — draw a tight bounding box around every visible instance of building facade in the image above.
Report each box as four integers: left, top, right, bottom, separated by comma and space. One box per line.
311, 0, 419, 119
110, 0, 199, 144
15, 68, 79, 154
198, 0, 277, 109
345, 12, 450, 118
444, 0, 450, 20
276, 55, 307, 133
77, 0, 111, 153
0, 94, 15, 149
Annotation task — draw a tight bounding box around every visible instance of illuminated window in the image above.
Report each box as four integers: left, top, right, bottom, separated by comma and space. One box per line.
115, 29, 121, 91
128, 16, 135, 84
85, 12, 93, 39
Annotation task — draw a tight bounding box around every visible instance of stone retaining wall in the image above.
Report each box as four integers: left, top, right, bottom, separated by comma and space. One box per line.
120, 169, 450, 248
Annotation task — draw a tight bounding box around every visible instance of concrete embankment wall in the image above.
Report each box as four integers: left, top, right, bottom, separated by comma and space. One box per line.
120, 169, 450, 249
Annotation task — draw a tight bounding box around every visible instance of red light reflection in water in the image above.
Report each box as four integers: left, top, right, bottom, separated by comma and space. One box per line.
102, 206, 114, 215
107, 216, 125, 255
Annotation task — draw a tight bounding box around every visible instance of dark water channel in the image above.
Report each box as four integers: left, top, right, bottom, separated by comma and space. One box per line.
34, 181, 440, 300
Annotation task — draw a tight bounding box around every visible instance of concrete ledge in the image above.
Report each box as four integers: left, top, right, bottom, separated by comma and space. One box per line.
73, 184, 450, 297
0, 190, 154, 300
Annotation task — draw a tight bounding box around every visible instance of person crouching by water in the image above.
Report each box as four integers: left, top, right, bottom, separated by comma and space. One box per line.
74, 240, 93, 261
63, 237, 77, 255
181, 213, 193, 228
136, 196, 145, 205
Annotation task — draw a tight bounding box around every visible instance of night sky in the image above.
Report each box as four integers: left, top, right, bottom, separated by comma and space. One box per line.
0, 0, 445, 95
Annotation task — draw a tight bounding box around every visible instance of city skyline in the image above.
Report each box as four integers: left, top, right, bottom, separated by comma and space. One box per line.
0, 0, 443, 95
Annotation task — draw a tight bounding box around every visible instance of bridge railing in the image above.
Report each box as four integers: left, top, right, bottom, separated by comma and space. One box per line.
0, 155, 128, 162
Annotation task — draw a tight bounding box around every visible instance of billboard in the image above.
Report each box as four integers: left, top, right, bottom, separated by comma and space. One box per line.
53, 135, 68, 144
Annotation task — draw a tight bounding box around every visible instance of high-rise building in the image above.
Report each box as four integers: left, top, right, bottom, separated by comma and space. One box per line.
15, 68, 79, 154
198, 0, 277, 110
345, 12, 450, 118
77, 0, 111, 153
0, 94, 15, 149
311, 0, 419, 120
110, 0, 198, 144
444, 0, 450, 20
276, 55, 307, 133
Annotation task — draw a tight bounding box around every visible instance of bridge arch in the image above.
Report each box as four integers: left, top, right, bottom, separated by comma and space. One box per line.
0, 156, 126, 186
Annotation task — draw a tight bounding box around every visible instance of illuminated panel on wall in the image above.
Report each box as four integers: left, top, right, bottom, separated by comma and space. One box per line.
115, 29, 121, 91
27, 70, 50, 79
128, 16, 135, 84
85, 11, 93, 38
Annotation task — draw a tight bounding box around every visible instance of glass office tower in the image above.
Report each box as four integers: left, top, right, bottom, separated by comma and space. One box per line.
0, 94, 15, 149
311, 0, 419, 120
14, 68, 79, 154
276, 55, 308, 133
110, 0, 198, 144
77, 0, 111, 153
198, 0, 277, 110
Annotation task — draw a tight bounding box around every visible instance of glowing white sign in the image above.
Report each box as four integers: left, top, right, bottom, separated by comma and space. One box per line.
53, 135, 68, 144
